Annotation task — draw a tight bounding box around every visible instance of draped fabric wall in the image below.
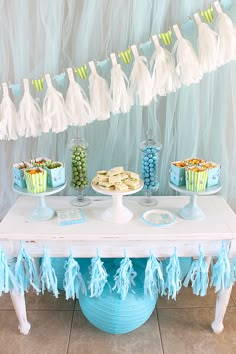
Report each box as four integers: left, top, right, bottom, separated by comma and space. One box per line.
0, 0, 236, 219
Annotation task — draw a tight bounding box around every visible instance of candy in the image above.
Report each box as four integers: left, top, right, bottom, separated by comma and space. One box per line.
141, 146, 159, 191
70, 145, 88, 189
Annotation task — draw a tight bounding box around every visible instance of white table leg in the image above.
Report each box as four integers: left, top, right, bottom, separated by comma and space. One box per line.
8, 257, 31, 335
211, 285, 232, 334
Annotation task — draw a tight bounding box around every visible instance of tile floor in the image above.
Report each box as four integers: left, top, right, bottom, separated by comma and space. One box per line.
0, 286, 235, 354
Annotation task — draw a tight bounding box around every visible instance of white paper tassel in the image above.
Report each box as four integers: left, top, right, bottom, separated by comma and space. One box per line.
88, 61, 110, 121
18, 79, 42, 138
129, 45, 153, 106
151, 35, 180, 98
194, 13, 219, 74
42, 74, 70, 133
214, 1, 236, 66
109, 53, 131, 114
172, 24, 202, 86
0, 83, 18, 140
66, 68, 92, 126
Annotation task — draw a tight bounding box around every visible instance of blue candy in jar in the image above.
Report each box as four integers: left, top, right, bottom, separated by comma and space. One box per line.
140, 129, 162, 192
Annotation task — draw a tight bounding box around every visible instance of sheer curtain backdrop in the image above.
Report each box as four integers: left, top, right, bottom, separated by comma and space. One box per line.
0, 0, 236, 219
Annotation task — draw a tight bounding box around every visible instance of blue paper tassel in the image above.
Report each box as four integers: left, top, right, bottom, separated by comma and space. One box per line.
88, 254, 108, 298
0, 249, 19, 295
113, 256, 137, 300
183, 247, 208, 296
144, 253, 165, 299
231, 258, 236, 284
14, 245, 41, 294
64, 255, 86, 300
165, 249, 181, 300
40, 249, 59, 298
210, 242, 231, 292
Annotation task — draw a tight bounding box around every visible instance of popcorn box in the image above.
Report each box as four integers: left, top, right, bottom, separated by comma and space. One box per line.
185, 167, 208, 192
201, 162, 221, 188
44, 162, 65, 188
170, 161, 188, 186
24, 168, 47, 194
12, 162, 32, 188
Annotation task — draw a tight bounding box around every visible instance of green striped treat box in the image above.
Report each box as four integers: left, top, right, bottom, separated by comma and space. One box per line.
185, 167, 208, 192
24, 168, 47, 194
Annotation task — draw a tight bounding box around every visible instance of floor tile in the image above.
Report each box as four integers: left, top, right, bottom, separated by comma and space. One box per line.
0, 310, 73, 354
0, 290, 75, 311
68, 311, 163, 354
230, 284, 236, 305
158, 307, 236, 354
0, 293, 14, 310
157, 285, 234, 309
25, 289, 75, 311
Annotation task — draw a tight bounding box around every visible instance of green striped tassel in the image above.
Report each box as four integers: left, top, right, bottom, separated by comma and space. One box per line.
32, 77, 44, 92
159, 30, 172, 45
201, 5, 214, 23
118, 48, 132, 64
74, 65, 88, 79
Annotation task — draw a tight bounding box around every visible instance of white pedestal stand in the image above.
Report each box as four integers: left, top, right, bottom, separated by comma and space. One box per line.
169, 182, 222, 220
91, 180, 144, 223
13, 183, 66, 221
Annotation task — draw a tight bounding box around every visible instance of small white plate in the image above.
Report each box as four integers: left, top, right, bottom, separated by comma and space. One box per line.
141, 209, 176, 227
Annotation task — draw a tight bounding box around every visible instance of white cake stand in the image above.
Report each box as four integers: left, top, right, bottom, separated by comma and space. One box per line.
91, 179, 144, 223
13, 183, 66, 221
169, 181, 222, 220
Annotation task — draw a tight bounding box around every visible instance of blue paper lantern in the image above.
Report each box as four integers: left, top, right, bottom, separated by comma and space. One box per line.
79, 259, 157, 334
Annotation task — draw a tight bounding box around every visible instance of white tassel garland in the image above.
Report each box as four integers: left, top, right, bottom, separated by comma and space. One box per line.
214, 1, 236, 66
88, 61, 110, 121
194, 13, 219, 74
42, 74, 70, 133
172, 24, 202, 86
66, 68, 92, 126
18, 79, 42, 138
109, 53, 131, 114
151, 35, 180, 98
0, 83, 18, 140
129, 45, 153, 106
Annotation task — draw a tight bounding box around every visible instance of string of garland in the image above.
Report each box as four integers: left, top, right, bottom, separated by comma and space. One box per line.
1, 242, 235, 299
0, 2, 236, 140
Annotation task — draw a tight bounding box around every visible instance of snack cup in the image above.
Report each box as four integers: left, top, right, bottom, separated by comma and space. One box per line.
24, 168, 47, 194
184, 158, 206, 165
44, 162, 65, 188
31, 157, 52, 167
185, 167, 208, 192
200, 162, 221, 188
170, 161, 188, 186
12, 162, 32, 188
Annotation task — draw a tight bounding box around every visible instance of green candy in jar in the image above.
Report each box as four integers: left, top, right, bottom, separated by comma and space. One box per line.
70, 140, 89, 189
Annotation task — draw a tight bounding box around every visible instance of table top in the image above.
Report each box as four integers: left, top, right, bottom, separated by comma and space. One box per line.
1, 195, 236, 242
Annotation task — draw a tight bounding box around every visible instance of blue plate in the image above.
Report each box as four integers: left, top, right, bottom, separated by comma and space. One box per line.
141, 209, 176, 227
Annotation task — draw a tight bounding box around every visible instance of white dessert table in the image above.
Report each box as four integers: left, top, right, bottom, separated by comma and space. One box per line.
0, 195, 235, 335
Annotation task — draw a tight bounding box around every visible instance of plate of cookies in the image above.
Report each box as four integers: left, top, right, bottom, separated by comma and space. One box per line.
91, 166, 144, 195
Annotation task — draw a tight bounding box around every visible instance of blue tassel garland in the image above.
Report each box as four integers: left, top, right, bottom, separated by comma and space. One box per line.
165, 249, 181, 300
88, 255, 108, 298
64, 255, 86, 300
231, 258, 236, 284
14, 245, 41, 294
210, 242, 231, 292
113, 256, 137, 300
183, 248, 208, 296
40, 250, 59, 298
144, 253, 165, 299
0, 249, 19, 294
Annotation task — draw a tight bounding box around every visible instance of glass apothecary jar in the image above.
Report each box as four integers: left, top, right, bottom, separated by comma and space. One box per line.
68, 138, 90, 207
140, 129, 162, 206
